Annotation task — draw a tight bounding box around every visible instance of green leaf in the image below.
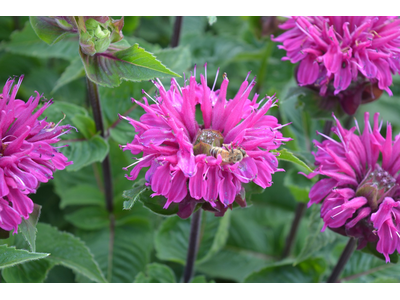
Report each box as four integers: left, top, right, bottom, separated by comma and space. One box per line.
52, 57, 85, 93
2, 259, 52, 283
71, 115, 96, 139
155, 211, 231, 265
275, 148, 313, 173
65, 207, 109, 230
122, 179, 148, 210
295, 205, 336, 264
29, 16, 70, 45
196, 247, 271, 282
139, 189, 179, 216
59, 184, 105, 209
283, 169, 313, 203
134, 263, 176, 283
61, 135, 109, 172
191, 275, 214, 283
35, 223, 106, 283
1, 21, 78, 61
76, 219, 153, 282
244, 258, 327, 283
0, 245, 49, 269
80, 43, 180, 88
18, 204, 41, 252
153, 46, 192, 78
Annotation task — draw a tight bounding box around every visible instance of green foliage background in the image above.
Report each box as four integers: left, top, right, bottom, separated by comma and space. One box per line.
1, 16, 400, 283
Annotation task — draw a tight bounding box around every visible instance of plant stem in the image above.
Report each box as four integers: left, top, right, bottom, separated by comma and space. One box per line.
86, 77, 114, 213
183, 209, 202, 283
171, 16, 183, 48
282, 119, 333, 258
282, 202, 306, 258
327, 237, 357, 283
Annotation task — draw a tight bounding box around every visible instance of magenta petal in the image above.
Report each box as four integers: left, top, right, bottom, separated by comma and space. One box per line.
150, 163, 172, 196
189, 164, 206, 200
165, 171, 187, 205
297, 55, 319, 85
308, 178, 337, 207
218, 171, 236, 206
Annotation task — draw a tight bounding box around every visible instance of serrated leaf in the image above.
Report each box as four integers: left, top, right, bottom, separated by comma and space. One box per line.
61, 135, 109, 172
122, 179, 148, 210
295, 205, 336, 264
1, 21, 78, 61
18, 204, 41, 252
155, 211, 231, 265
76, 219, 153, 283
244, 258, 327, 283
0, 245, 49, 269
35, 223, 106, 283
80, 43, 180, 88
275, 148, 313, 173
65, 207, 109, 230
153, 46, 191, 77
52, 56, 85, 93
29, 16, 70, 45
134, 263, 176, 283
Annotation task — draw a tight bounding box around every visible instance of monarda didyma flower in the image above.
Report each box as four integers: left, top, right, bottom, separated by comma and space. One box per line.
121, 65, 290, 218
0, 76, 72, 233
272, 17, 400, 115
304, 112, 400, 262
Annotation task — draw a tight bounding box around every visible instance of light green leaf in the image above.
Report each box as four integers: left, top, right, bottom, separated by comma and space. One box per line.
80, 43, 180, 88
0, 245, 49, 269
18, 204, 41, 252
52, 57, 85, 93
207, 16, 217, 26
134, 263, 176, 283
123, 179, 148, 210
35, 223, 106, 283
153, 46, 191, 77
71, 115, 96, 139
275, 148, 313, 173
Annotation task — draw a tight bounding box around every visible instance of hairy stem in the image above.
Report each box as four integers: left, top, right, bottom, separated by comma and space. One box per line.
183, 209, 202, 283
86, 77, 114, 213
327, 237, 357, 283
171, 17, 183, 48
282, 119, 333, 258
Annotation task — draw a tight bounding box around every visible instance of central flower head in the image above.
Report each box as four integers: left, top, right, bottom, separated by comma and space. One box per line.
305, 112, 400, 262
121, 65, 290, 218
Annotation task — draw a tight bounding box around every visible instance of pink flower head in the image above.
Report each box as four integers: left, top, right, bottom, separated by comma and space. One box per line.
121, 65, 290, 218
272, 17, 400, 114
304, 112, 400, 262
0, 76, 73, 233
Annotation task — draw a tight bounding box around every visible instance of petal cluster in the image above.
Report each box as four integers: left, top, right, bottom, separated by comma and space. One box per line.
121, 67, 290, 217
273, 17, 400, 98
0, 77, 73, 233
305, 112, 400, 262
